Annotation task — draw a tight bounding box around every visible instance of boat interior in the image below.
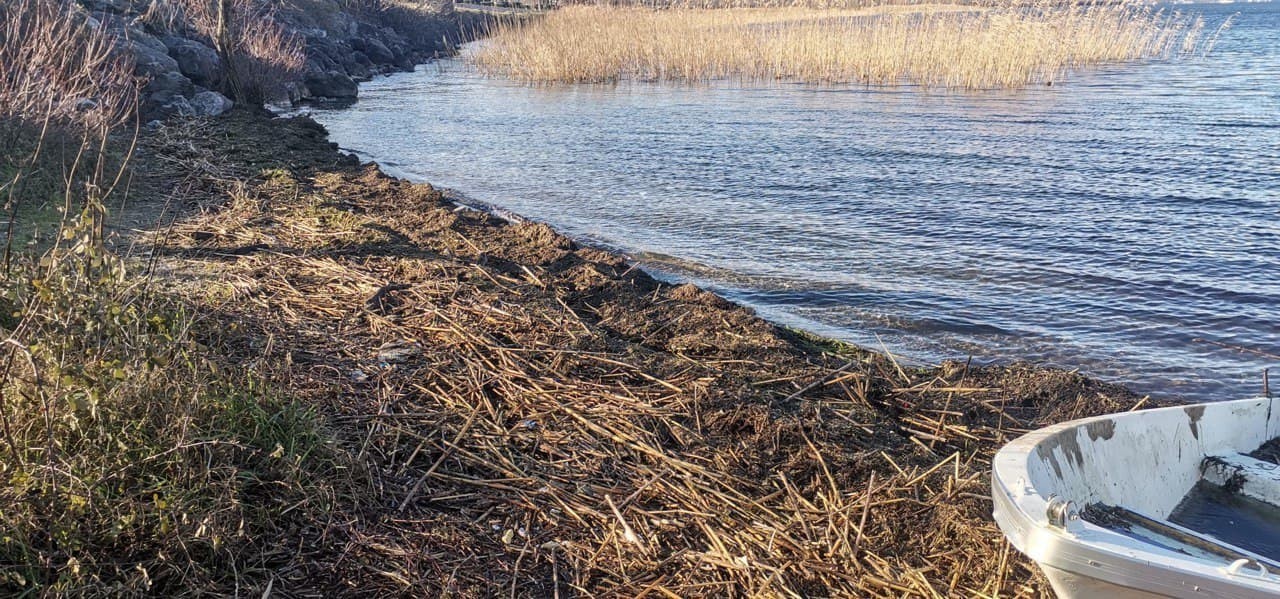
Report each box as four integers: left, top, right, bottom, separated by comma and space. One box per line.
1083, 436, 1280, 571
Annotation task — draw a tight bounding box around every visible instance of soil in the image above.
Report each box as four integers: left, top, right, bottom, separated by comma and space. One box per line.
116, 108, 1158, 597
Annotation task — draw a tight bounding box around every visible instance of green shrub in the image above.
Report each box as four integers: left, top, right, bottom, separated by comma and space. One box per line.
0, 213, 342, 595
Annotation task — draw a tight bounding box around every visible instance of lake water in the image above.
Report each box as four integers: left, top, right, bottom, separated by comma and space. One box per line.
313, 2, 1279, 402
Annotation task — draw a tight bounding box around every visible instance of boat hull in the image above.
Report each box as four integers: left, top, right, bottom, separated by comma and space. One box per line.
1042, 565, 1169, 599
992, 397, 1280, 598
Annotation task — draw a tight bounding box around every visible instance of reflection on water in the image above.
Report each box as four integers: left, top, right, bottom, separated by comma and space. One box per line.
314, 2, 1280, 402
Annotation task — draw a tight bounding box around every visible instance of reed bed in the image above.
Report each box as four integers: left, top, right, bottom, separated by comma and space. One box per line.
473, 3, 1208, 88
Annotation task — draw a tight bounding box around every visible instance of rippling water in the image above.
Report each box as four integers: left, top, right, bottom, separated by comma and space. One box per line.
313, 2, 1280, 402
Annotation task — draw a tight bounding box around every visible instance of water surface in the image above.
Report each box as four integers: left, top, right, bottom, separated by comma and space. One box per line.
314, 2, 1280, 402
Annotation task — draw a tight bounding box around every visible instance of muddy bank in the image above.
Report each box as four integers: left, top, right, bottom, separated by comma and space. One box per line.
101, 108, 1157, 596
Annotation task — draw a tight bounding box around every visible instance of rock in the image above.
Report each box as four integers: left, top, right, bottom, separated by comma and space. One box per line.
375, 340, 422, 366
129, 34, 180, 79
303, 70, 358, 99
351, 36, 396, 65
148, 95, 195, 120
345, 53, 372, 80
284, 81, 309, 104
162, 36, 223, 87
190, 90, 234, 117
144, 70, 195, 100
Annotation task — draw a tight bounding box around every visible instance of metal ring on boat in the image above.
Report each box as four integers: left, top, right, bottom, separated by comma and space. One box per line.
1045, 495, 1079, 531
1224, 558, 1269, 579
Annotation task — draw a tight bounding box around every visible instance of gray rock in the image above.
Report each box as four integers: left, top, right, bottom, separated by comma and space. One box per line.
376, 340, 422, 366
162, 36, 223, 87
150, 96, 195, 120
303, 70, 358, 99
190, 90, 234, 117
346, 52, 372, 80
130, 29, 172, 57
145, 71, 194, 100
284, 81, 309, 104
352, 36, 396, 65
130, 35, 180, 79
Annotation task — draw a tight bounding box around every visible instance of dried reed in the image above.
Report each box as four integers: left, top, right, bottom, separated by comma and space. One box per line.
125, 112, 1153, 596
473, 2, 1208, 88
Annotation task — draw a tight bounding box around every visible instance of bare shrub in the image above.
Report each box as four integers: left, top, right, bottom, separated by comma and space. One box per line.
0, 0, 138, 130
137, 0, 305, 103
219, 0, 305, 104
0, 0, 140, 265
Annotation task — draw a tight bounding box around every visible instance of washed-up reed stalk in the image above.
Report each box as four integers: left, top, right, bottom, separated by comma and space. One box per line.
128, 115, 1154, 595
473, 2, 1209, 88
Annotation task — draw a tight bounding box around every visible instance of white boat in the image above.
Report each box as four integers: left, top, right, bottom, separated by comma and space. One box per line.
992, 397, 1280, 598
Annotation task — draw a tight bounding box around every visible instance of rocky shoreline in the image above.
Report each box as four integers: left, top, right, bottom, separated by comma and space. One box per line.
77, 0, 481, 121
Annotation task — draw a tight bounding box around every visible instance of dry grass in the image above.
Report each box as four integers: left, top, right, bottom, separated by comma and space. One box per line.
0, 3, 344, 595
473, 2, 1208, 88
113, 111, 1155, 596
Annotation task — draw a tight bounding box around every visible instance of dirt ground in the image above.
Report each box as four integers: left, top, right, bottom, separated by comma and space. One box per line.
118, 109, 1156, 597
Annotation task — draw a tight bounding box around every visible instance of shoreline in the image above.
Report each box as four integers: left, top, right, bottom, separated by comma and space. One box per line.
105, 107, 1154, 595
308, 37, 1278, 405
4, 2, 1246, 594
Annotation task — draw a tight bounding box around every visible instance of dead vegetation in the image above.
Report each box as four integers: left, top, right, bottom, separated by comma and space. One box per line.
0, 5, 1161, 592
473, 2, 1212, 88
110, 111, 1155, 596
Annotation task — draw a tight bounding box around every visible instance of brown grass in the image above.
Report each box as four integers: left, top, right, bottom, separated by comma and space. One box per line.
473, 2, 1208, 88
110, 110, 1154, 596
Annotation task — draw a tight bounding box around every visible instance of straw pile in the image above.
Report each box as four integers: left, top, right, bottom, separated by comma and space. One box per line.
128, 112, 1152, 596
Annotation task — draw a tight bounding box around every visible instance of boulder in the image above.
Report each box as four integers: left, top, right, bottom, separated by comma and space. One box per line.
162, 36, 223, 87
351, 36, 396, 65
191, 90, 234, 117
345, 52, 372, 80
303, 70, 358, 99
147, 95, 195, 121
129, 34, 181, 79
145, 70, 195, 100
